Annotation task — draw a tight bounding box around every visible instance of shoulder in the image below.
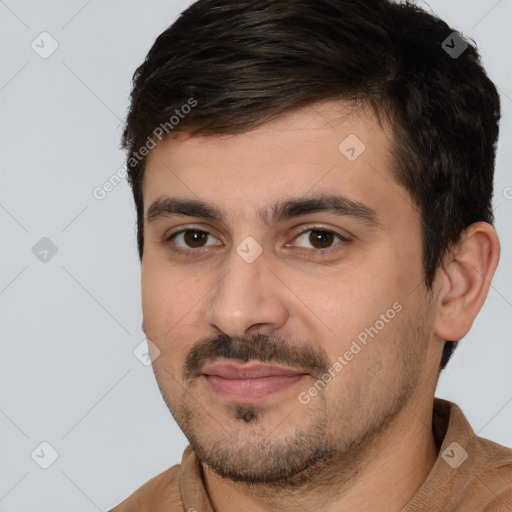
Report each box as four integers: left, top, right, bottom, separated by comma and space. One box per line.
108, 463, 183, 512
416, 399, 512, 512
475, 436, 512, 511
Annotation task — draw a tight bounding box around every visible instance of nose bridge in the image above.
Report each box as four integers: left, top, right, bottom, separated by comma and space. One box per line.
204, 243, 289, 336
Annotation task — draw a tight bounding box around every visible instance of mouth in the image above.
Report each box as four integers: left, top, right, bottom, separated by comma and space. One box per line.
201, 361, 309, 402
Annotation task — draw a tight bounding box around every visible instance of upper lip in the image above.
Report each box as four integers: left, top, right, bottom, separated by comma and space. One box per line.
201, 361, 308, 379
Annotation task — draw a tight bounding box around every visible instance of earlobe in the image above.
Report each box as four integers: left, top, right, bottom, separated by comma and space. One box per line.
433, 222, 500, 341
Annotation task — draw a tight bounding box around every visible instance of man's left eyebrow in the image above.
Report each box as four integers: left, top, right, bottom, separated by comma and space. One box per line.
146, 194, 382, 229
261, 194, 382, 228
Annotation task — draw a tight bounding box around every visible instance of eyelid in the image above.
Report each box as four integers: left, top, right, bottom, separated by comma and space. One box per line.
165, 222, 351, 238
164, 224, 222, 241
289, 223, 351, 241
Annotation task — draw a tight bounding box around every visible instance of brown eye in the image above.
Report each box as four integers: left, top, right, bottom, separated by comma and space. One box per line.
294, 229, 345, 251
309, 230, 335, 249
166, 229, 220, 252
182, 230, 209, 248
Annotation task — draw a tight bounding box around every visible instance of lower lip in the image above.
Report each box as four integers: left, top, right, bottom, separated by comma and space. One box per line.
204, 374, 306, 401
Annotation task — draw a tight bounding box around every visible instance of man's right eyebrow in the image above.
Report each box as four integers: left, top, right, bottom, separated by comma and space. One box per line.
146, 197, 224, 225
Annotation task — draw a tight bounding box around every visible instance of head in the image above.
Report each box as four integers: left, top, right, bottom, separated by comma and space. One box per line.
123, 0, 500, 485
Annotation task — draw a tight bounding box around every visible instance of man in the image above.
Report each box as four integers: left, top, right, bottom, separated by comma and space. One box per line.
111, 0, 512, 510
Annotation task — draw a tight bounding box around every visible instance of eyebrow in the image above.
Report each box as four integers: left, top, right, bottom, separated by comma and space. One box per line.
146, 194, 381, 229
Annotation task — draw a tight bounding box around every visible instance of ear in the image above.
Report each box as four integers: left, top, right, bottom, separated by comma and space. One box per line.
433, 222, 500, 341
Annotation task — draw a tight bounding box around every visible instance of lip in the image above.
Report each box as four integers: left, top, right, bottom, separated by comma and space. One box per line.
202, 361, 307, 379
201, 361, 308, 402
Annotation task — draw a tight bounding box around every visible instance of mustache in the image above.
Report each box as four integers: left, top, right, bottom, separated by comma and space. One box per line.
182, 333, 330, 380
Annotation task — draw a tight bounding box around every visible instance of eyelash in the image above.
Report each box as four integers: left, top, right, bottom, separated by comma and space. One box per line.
163, 227, 348, 258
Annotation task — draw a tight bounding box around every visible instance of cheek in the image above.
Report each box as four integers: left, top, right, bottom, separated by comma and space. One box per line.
289, 263, 409, 365
299, 266, 395, 325
141, 268, 205, 359
141, 272, 171, 327
142, 261, 195, 317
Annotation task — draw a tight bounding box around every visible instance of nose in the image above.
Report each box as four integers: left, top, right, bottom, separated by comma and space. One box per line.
203, 244, 289, 339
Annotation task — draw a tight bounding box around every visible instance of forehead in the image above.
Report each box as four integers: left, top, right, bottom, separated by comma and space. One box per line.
142, 100, 406, 227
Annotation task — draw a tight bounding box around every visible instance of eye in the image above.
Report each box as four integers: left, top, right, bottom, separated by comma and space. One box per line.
166, 229, 220, 252
291, 228, 347, 253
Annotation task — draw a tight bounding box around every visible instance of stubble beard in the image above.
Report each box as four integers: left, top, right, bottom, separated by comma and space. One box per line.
152, 310, 431, 494
161, 367, 421, 495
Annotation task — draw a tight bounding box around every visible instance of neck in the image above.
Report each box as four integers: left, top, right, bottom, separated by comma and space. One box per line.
202, 397, 439, 512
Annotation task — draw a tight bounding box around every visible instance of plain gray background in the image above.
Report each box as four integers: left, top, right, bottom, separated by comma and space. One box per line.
1, 1, 511, 510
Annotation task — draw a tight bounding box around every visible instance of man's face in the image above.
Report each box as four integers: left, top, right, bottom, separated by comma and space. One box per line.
141, 101, 441, 484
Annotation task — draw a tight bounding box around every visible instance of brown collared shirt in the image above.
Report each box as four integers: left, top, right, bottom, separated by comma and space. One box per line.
110, 398, 512, 511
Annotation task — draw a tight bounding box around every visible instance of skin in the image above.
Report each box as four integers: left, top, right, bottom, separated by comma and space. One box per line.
140, 100, 500, 512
